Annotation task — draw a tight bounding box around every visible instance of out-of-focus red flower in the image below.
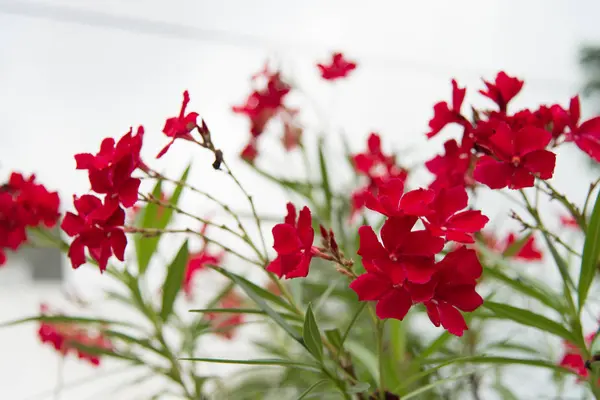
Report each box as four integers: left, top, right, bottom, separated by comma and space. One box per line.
423, 246, 483, 336
317, 52, 357, 81
473, 123, 556, 189
365, 179, 434, 218
183, 222, 225, 298
233, 70, 290, 137
157, 91, 198, 158
266, 203, 315, 279
426, 139, 474, 190
38, 304, 112, 366
61, 195, 127, 272
240, 140, 259, 163
282, 120, 303, 151
75, 126, 144, 207
479, 71, 524, 112
206, 291, 245, 340
0, 173, 60, 267
350, 187, 371, 222
560, 214, 580, 229
480, 231, 543, 261
565, 96, 600, 162
558, 332, 596, 381
426, 79, 470, 138
422, 186, 489, 244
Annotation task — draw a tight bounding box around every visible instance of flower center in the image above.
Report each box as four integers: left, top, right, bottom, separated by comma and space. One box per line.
511, 156, 521, 166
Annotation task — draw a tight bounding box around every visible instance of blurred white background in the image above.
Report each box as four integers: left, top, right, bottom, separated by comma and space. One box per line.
2, 0, 600, 398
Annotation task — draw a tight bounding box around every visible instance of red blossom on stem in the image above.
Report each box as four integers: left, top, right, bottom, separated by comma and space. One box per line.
317, 52, 357, 81
183, 222, 225, 298
565, 96, 600, 162
426, 139, 474, 190
206, 291, 245, 340
426, 79, 470, 138
473, 123, 556, 189
558, 332, 596, 381
481, 231, 543, 261
479, 71, 524, 112
61, 195, 127, 272
266, 203, 316, 279
157, 91, 199, 158
75, 126, 144, 207
240, 140, 259, 163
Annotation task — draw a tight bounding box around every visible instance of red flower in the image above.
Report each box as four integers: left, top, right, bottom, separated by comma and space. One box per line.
233, 70, 290, 137
75, 126, 144, 207
565, 96, 600, 162
357, 216, 444, 284
61, 195, 127, 272
365, 179, 434, 218
0, 173, 60, 266
426, 139, 474, 190
479, 71, 524, 112
266, 203, 315, 279
473, 123, 556, 189
317, 52, 357, 81
282, 120, 303, 151
240, 140, 259, 163
560, 214, 580, 230
426, 79, 469, 138
350, 186, 371, 222
206, 291, 245, 340
157, 91, 198, 158
423, 246, 483, 336
38, 304, 112, 366
558, 333, 596, 381
504, 232, 543, 261
422, 186, 489, 244
183, 223, 225, 298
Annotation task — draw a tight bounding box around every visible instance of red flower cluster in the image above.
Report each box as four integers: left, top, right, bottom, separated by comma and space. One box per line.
38, 304, 112, 366
558, 332, 596, 382
267, 203, 316, 279
205, 291, 245, 340
157, 91, 199, 158
317, 52, 357, 81
481, 231, 543, 261
62, 127, 144, 272
183, 222, 225, 298
350, 133, 409, 220
233, 65, 297, 162
0, 172, 60, 266
350, 178, 488, 336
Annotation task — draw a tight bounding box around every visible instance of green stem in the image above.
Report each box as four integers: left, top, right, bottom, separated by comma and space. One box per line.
377, 320, 386, 400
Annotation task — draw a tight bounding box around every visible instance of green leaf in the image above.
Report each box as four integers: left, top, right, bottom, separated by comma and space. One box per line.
189, 308, 302, 321
579, 190, 600, 311
340, 302, 366, 347
325, 329, 342, 351
493, 383, 519, 400
389, 319, 407, 364
345, 340, 378, 384
0, 315, 138, 329
69, 342, 140, 363
296, 380, 328, 400
423, 355, 579, 376
245, 162, 314, 199
502, 232, 532, 258
160, 240, 189, 321
317, 137, 333, 220
413, 331, 452, 364
394, 356, 475, 393
484, 266, 565, 312
136, 164, 191, 275
212, 267, 302, 341
347, 382, 370, 394
180, 357, 320, 372
483, 301, 576, 342
303, 304, 323, 362
402, 370, 478, 400
543, 234, 576, 291
102, 330, 168, 358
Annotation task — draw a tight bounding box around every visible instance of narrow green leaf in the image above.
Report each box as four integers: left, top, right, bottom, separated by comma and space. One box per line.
345, 340, 378, 383
325, 329, 342, 351
69, 342, 140, 363
579, 190, 600, 311
213, 267, 302, 341
189, 308, 302, 321
423, 355, 579, 376
347, 382, 370, 394
0, 315, 138, 329
402, 370, 478, 400
137, 164, 191, 275
340, 302, 366, 347
389, 319, 406, 364
180, 357, 320, 372
542, 234, 576, 291
303, 304, 323, 361
502, 232, 532, 258
317, 137, 333, 220
245, 162, 314, 199
102, 330, 168, 358
296, 380, 328, 400
394, 356, 475, 393
493, 383, 519, 400
484, 266, 565, 312
413, 331, 452, 364
483, 301, 576, 342
160, 240, 189, 321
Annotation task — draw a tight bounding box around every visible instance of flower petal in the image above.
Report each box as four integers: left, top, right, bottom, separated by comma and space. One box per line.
437, 284, 483, 312
357, 226, 388, 259
349, 273, 392, 301
521, 150, 556, 180
515, 126, 552, 155
473, 156, 513, 189
375, 288, 413, 320
438, 301, 468, 336
272, 224, 302, 255
380, 215, 418, 253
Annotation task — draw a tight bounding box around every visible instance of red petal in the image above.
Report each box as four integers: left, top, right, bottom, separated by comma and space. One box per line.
438, 246, 482, 281
266, 256, 283, 277
375, 288, 413, 320
119, 178, 141, 208
68, 237, 86, 269
296, 207, 314, 247
61, 212, 85, 237
380, 216, 417, 253
74, 153, 97, 170
110, 230, 127, 261
488, 123, 515, 159
285, 254, 312, 278
438, 302, 468, 336
508, 167, 535, 189
400, 189, 435, 216
515, 126, 551, 155
400, 231, 445, 256
373, 258, 406, 285
437, 284, 483, 312
473, 156, 513, 189
521, 150, 556, 180
446, 210, 489, 233
405, 280, 437, 302
272, 224, 302, 255
349, 273, 392, 301
425, 301, 440, 327
574, 134, 600, 163
402, 257, 437, 284
451, 79, 466, 112
284, 203, 297, 226
367, 133, 382, 154
357, 226, 388, 259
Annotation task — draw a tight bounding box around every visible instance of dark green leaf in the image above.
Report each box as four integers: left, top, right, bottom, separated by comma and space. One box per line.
325, 329, 342, 351
483, 301, 576, 342
422, 355, 579, 376
317, 137, 333, 221
303, 304, 323, 361
0, 315, 138, 329
189, 308, 302, 321
180, 357, 320, 372
160, 240, 189, 321
579, 190, 600, 311
102, 330, 167, 358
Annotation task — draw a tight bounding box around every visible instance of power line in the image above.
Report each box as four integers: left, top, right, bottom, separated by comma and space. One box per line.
0, 0, 581, 91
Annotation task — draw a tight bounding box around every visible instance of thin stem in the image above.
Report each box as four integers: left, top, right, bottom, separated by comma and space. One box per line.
222, 159, 269, 260
377, 320, 386, 400
511, 211, 581, 257
541, 180, 587, 230
583, 177, 600, 218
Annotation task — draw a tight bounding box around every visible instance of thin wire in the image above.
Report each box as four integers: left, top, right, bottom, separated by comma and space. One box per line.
0, 0, 580, 92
